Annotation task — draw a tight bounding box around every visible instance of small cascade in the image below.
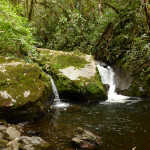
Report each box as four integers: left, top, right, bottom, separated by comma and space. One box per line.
49, 75, 69, 107
50, 77, 60, 100
96, 61, 130, 103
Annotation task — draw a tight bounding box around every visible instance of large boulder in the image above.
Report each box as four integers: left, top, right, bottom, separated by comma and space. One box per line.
36, 48, 107, 101
113, 61, 150, 98
72, 127, 102, 150
0, 56, 52, 122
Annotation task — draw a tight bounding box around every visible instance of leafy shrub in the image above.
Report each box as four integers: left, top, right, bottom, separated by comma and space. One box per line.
0, 0, 35, 56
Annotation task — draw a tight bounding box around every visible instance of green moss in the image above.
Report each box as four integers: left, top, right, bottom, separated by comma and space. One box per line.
0, 139, 7, 145
75, 72, 107, 100
53, 70, 107, 100
36, 49, 107, 101
0, 57, 52, 108
50, 54, 88, 69
5, 57, 24, 63
38, 49, 89, 70
0, 56, 24, 64
55, 75, 77, 94
114, 60, 150, 98
0, 57, 6, 64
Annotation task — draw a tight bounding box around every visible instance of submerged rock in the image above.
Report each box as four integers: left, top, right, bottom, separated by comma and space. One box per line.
0, 56, 52, 122
72, 127, 102, 150
36, 48, 107, 101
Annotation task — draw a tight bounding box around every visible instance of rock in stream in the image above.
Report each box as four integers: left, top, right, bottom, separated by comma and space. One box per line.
35, 48, 107, 101
72, 127, 102, 150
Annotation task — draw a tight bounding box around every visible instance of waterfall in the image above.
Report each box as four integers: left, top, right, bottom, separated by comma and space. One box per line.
96, 61, 130, 103
49, 75, 69, 107
50, 77, 60, 100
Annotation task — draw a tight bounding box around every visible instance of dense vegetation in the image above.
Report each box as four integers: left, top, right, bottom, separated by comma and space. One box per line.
0, 0, 36, 57
0, 0, 150, 76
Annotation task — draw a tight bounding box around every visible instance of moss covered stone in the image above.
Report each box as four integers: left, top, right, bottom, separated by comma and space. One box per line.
36, 48, 107, 101
0, 56, 52, 122
113, 60, 150, 98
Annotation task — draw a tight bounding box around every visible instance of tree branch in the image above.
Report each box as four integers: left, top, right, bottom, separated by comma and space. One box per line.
102, 2, 120, 14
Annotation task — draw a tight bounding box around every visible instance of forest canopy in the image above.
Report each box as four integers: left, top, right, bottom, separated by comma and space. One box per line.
0, 0, 150, 76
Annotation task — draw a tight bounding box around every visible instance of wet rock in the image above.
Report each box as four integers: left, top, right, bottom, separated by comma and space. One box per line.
5, 139, 19, 150
104, 84, 110, 92
99, 62, 107, 68
0, 119, 7, 125
0, 132, 4, 139
113, 61, 150, 98
112, 63, 133, 95
19, 136, 50, 150
36, 48, 107, 101
0, 124, 50, 150
0, 56, 52, 122
0, 138, 8, 149
72, 127, 102, 150
0, 125, 7, 132
4, 127, 21, 140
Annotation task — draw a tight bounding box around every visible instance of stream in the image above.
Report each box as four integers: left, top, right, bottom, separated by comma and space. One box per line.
23, 99, 150, 150
22, 63, 150, 150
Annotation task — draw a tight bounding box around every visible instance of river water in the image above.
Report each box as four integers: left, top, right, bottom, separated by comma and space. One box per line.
23, 63, 150, 150
23, 99, 150, 150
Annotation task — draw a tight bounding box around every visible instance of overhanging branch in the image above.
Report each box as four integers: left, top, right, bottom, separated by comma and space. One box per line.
102, 2, 120, 14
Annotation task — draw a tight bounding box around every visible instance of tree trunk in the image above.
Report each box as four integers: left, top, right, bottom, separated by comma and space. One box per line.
95, 23, 114, 60
28, 0, 34, 21
143, 0, 150, 31
98, 2, 103, 18
26, 0, 29, 18
102, 2, 119, 14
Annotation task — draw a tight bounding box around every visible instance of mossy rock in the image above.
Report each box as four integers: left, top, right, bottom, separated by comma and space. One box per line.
0, 56, 52, 122
124, 76, 150, 98
113, 60, 150, 98
36, 48, 107, 101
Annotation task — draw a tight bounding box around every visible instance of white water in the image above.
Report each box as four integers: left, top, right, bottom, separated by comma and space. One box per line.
50, 77, 60, 100
96, 61, 131, 103
50, 76, 69, 108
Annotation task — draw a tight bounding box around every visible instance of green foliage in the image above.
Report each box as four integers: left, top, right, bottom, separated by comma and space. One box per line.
44, 1, 117, 54
0, 0, 35, 56
125, 33, 150, 75
26, 0, 149, 78
92, 0, 150, 77
1, 0, 149, 78
108, 2, 150, 75
52, 11, 87, 51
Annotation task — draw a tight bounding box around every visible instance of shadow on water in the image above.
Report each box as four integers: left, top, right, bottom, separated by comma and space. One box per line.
22, 98, 150, 150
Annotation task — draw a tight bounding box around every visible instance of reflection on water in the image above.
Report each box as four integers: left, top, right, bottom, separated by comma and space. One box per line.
24, 99, 150, 150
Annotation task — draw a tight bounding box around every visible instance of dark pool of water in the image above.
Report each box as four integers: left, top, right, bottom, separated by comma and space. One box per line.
23, 98, 150, 150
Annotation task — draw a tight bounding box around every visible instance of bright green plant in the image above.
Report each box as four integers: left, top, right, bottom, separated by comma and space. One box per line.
0, 0, 36, 56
